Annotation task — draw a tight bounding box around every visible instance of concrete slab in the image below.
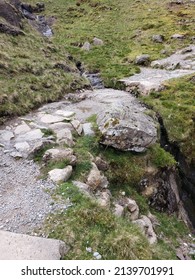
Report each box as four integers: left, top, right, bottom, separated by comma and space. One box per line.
0, 230, 69, 260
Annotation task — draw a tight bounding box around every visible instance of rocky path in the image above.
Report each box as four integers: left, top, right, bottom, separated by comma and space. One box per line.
0, 45, 195, 259
120, 45, 195, 95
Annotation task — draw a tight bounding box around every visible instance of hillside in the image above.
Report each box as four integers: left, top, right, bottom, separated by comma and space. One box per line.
0, 0, 195, 260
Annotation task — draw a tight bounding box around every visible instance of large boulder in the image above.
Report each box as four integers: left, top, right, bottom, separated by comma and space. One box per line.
97, 101, 157, 152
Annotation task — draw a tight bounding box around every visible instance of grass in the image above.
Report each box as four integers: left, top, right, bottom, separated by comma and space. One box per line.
141, 75, 195, 163
43, 182, 178, 260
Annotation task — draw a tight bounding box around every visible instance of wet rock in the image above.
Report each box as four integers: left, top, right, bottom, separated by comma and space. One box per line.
97, 101, 157, 152
43, 148, 77, 165
135, 54, 150, 66
48, 166, 72, 184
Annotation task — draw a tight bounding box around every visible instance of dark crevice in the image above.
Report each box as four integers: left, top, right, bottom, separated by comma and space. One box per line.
157, 113, 195, 230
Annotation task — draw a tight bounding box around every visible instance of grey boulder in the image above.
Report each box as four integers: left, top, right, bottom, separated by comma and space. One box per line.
97, 101, 157, 152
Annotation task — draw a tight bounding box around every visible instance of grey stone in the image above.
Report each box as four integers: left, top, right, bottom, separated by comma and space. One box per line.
43, 148, 77, 165
93, 37, 104, 46
0, 130, 14, 142
10, 152, 23, 159
81, 41, 91, 51
48, 166, 72, 183
94, 156, 109, 171
14, 123, 31, 135
71, 119, 83, 135
133, 215, 157, 244
54, 110, 75, 119
120, 68, 195, 95
72, 181, 91, 196
14, 142, 30, 153
83, 123, 95, 136
125, 198, 139, 221
135, 54, 150, 66
152, 34, 165, 43
15, 129, 43, 142
113, 203, 125, 217
56, 128, 74, 146
171, 33, 185, 39
0, 230, 69, 260
96, 190, 111, 208
87, 163, 108, 191
97, 101, 157, 152
40, 114, 66, 124
49, 122, 73, 133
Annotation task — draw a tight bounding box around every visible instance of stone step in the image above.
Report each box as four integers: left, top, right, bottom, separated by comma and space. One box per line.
0, 230, 69, 260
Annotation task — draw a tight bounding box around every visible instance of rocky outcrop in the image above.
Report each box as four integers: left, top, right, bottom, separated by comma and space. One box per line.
97, 100, 157, 152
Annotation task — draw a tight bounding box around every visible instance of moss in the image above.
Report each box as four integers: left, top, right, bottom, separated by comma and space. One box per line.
148, 144, 176, 168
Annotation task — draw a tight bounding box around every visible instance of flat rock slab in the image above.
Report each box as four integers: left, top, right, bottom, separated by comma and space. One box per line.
120, 68, 195, 95
0, 230, 68, 260
40, 114, 66, 124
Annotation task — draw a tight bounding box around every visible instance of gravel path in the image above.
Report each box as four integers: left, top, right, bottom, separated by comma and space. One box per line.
0, 148, 68, 234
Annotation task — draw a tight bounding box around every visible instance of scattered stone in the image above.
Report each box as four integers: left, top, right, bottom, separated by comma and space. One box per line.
171, 34, 185, 39
14, 123, 31, 135
93, 252, 102, 260
43, 148, 77, 166
152, 34, 164, 43
86, 247, 92, 253
81, 41, 91, 51
96, 190, 111, 208
125, 198, 139, 221
56, 128, 74, 146
48, 166, 73, 184
113, 203, 125, 217
83, 123, 95, 136
135, 54, 150, 66
97, 101, 157, 152
72, 181, 91, 196
93, 37, 104, 46
0, 230, 69, 260
94, 157, 109, 171
71, 119, 83, 135
87, 163, 108, 191
133, 215, 157, 244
